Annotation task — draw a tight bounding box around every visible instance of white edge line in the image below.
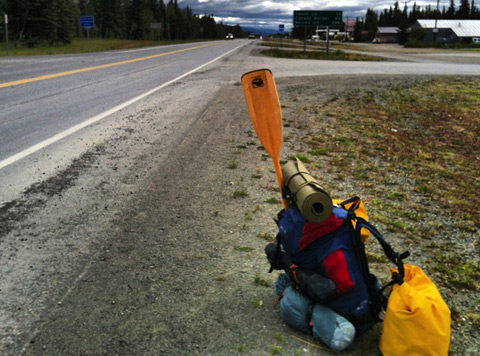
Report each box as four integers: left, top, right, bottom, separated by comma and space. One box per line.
0, 42, 249, 171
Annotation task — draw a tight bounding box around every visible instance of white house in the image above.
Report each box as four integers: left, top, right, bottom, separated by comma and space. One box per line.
413, 19, 480, 43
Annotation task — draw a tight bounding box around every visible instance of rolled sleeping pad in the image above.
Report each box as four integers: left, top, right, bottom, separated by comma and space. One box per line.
281, 158, 333, 223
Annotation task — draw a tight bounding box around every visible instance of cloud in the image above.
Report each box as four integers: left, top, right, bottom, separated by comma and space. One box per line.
177, 0, 452, 30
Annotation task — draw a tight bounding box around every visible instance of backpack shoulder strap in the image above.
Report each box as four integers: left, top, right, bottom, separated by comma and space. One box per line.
354, 217, 410, 282
353, 217, 410, 316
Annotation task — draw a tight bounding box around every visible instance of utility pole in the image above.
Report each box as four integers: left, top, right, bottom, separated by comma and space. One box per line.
434, 0, 440, 42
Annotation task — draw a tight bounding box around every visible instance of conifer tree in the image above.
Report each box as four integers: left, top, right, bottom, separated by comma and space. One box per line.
457, 0, 471, 17
447, 0, 456, 18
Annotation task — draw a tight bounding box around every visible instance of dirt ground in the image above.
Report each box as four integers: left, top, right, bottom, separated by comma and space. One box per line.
2, 73, 479, 355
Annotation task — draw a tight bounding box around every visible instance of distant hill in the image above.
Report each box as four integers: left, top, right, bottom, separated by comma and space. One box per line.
242, 26, 288, 37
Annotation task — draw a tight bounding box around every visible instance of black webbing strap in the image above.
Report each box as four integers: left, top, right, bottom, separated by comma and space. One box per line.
282, 171, 327, 208
355, 217, 410, 282
268, 233, 283, 273
340, 196, 362, 212
354, 217, 410, 315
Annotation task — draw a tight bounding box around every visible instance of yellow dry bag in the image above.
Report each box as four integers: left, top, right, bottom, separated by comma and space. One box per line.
379, 264, 451, 356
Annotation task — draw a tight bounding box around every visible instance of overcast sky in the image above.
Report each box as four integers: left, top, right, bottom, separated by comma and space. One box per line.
177, 0, 452, 30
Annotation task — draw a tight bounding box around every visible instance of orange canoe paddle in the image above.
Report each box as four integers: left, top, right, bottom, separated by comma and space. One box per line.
241, 69, 287, 209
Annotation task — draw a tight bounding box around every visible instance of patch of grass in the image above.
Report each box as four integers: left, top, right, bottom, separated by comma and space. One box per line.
254, 274, 271, 287
335, 136, 355, 144
260, 48, 385, 61
433, 253, 480, 291
269, 345, 282, 355
250, 299, 263, 307
252, 205, 263, 213
227, 160, 239, 169
273, 332, 286, 344
387, 190, 406, 201
366, 251, 389, 264
257, 232, 276, 242
233, 189, 248, 198
215, 274, 227, 281
317, 78, 479, 228
414, 183, 436, 195
287, 153, 312, 163
234, 245, 254, 252
0, 38, 207, 56
265, 197, 281, 204
353, 167, 369, 181
309, 147, 329, 156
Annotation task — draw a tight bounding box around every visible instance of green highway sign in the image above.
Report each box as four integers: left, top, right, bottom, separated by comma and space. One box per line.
293, 10, 343, 27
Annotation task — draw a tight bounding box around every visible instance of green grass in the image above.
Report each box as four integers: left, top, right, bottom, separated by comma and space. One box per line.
234, 245, 254, 252
265, 197, 281, 204
260, 48, 386, 61
269, 345, 282, 355
287, 153, 312, 163
433, 253, 480, 290
232, 189, 248, 198
0, 38, 212, 56
227, 160, 239, 169
257, 232, 276, 242
309, 147, 329, 156
273, 332, 286, 344
303, 77, 480, 231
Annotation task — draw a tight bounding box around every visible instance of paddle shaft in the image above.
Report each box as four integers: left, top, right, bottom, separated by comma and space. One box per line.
241, 69, 287, 209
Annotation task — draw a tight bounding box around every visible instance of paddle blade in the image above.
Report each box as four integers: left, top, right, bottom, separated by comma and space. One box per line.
241, 69, 282, 160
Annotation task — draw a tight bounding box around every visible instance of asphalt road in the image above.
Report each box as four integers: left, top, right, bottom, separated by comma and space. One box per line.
0, 40, 249, 164
0, 41, 480, 355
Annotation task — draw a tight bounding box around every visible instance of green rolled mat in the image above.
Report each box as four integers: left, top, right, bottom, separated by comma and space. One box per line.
281, 158, 333, 223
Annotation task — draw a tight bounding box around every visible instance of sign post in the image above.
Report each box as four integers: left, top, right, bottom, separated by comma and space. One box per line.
279, 24, 284, 47
293, 10, 343, 55
80, 16, 94, 46
4, 14, 8, 55
150, 23, 162, 41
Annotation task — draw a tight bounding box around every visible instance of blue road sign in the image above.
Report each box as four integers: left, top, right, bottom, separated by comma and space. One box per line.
279, 24, 285, 32
80, 16, 94, 29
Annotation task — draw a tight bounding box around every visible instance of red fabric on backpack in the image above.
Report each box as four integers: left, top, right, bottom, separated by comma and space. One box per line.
298, 214, 344, 251
323, 250, 355, 294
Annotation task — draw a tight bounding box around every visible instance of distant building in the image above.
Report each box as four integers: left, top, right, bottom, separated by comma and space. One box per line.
413, 20, 480, 43
375, 27, 400, 43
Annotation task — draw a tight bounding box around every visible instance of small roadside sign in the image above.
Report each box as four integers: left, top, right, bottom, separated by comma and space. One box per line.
279, 24, 284, 32
293, 10, 342, 27
4, 14, 8, 55
80, 16, 94, 29
150, 23, 162, 29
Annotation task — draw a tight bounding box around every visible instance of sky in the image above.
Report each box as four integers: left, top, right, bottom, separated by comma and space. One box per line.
177, 0, 452, 32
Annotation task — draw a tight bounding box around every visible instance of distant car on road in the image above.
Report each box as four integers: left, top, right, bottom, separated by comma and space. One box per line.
248, 33, 256, 39
226, 33, 234, 40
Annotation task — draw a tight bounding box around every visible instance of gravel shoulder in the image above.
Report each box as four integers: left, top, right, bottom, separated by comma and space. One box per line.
1, 71, 478, 355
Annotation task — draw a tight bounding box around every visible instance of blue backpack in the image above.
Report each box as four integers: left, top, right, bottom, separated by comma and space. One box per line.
266, 197, 409, 335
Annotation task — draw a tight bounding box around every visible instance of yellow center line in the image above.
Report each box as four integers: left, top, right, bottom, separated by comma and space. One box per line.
0, 43, 216, 89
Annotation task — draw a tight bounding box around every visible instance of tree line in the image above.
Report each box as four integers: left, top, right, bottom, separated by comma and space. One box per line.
355, 0, 480, 42
0, 0, 244, 47
291, 0, 480, 42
